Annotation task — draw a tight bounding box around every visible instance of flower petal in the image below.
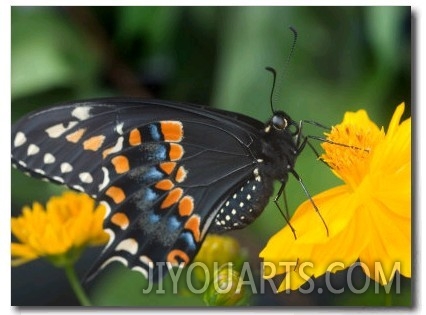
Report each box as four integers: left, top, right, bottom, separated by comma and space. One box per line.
369, 115, 411, 219
359, 199, 411, 283
11, 243, 38, 265
288, 185, 357, 243
278, 268, 312, 292
386, 102, 405, 137
260, 185, 370, 290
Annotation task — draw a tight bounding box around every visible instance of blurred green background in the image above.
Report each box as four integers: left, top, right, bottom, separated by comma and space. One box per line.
11, 6, 411, 306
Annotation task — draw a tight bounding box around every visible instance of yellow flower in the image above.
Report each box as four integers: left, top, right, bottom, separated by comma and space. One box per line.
260, 103, 411, 291
12, 191, 109, 267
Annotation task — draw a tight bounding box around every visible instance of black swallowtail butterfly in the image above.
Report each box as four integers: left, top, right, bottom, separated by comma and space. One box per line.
11, 97, 310, 281
11, 27, 322, 281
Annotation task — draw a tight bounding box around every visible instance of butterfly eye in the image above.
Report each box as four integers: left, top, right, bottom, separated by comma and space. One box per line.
271, 114, 288, 130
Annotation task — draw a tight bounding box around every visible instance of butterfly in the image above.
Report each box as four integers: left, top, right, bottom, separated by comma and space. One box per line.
11, 95, 311, 281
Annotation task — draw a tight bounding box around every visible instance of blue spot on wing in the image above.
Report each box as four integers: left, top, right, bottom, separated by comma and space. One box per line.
133, 187, 159, 211
149, 124, 161, 141
154, 145, 167, 160
145, 188, 158, 201
144, 166, 163, 181
144, 143, 167, 161
168, 216, 181, 230
149, 213, 161, 223
179, 231, 197, 252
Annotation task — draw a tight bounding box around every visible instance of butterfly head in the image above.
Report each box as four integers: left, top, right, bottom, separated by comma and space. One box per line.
265, 111, 299, 137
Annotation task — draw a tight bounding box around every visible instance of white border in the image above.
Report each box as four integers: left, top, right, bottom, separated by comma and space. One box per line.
4, 2, 422, 315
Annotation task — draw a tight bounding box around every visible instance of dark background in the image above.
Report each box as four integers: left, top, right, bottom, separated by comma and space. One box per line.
11, 6, 411, 306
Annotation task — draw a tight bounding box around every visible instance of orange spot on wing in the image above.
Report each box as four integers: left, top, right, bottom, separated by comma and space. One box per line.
83, 135, 105, 151
155, 179, 174, 191
160, 121, 183, 142
167, 249, 189, 266
169, 143, 184, 161
66, 128, 86, 143
106, 186, 126, 204
161, 188, 183, 209
175, 166, 187, 183
159, 162, 176, 175
129, 128, 142, 146
111, 155, 130, 174
184, 215, 201, 242
178, 196, 194, 217
111, 212, 129, 230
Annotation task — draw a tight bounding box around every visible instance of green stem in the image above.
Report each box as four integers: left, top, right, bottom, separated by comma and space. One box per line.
384, 291, 392, 306
384, 282, 393, 306
64, 263, 92, 306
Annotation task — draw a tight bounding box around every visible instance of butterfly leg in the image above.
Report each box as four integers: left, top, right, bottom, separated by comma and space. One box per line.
301, 120, 369, 153
273, 182, 297, 239
304, 137, 331, 167
290, 169, 329, 237
295, 121, 320, 157
296, 121, 329, 167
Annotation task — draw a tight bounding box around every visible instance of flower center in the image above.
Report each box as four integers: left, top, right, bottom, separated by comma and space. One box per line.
321, 121, 384, 189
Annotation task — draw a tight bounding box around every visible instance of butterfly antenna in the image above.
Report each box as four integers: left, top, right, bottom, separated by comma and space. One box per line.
285, 26, 298, 78
265, 66, 277, 113
265, 26, 298, 114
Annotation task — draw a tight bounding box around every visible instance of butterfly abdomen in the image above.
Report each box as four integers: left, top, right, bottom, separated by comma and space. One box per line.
211, 167, 273, 232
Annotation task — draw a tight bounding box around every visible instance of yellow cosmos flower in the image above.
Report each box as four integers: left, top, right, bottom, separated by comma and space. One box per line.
260, 103, 411, 292
12, 191, 109, 267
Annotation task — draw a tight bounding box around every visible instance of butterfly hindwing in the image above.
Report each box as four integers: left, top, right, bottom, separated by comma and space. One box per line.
12, 98, 266, 280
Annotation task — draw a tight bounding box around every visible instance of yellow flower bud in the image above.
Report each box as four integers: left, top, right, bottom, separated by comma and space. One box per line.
203, 263, 249, 306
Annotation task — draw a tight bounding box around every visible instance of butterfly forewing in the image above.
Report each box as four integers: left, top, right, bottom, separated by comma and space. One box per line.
12, 98, 278, 280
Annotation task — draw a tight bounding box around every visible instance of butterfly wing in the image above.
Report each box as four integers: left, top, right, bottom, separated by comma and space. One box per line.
11, 98, 264, 280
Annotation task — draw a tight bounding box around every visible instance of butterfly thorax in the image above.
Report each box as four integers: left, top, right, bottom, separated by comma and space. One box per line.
259, 111, 299, 183
210, 111, 299, 233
